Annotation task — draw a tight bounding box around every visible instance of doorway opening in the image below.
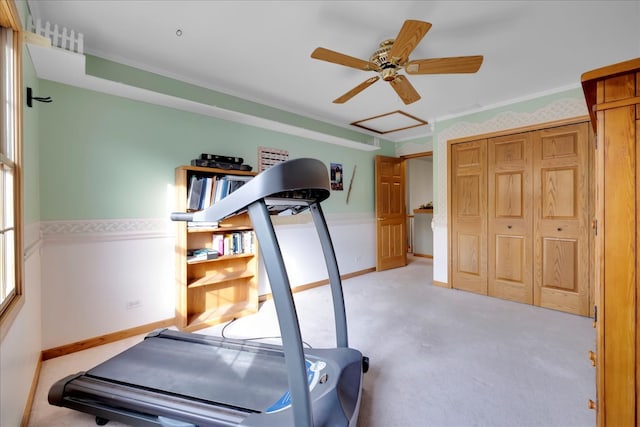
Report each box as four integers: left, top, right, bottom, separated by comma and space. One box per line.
403, 152, 433, 260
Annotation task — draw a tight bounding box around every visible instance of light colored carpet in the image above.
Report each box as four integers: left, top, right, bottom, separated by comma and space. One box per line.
29, 257, 595, 426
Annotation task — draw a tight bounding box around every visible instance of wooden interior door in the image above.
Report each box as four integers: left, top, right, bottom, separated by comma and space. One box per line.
375, 155, 407, 271
488, 133, 533, 304
533, 122, 590, 315
450, 140, 488, 294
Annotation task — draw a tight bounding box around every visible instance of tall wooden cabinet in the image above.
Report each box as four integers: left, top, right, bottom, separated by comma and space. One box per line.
448, 119, 593, 316
174, 165, 259, 332
582, 57, 640, 427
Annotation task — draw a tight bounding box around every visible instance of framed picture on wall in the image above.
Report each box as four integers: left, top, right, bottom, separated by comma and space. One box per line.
331, 163, 343, 191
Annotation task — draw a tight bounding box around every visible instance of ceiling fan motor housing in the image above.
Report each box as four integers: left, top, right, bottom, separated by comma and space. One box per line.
370, 39, 399, 81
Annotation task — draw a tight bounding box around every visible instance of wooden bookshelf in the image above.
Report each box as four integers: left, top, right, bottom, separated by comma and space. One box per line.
187, 301, 257, 328
175, 165, 259, 331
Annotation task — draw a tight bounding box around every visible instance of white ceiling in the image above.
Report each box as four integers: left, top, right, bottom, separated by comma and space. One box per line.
26, 1, 640, 142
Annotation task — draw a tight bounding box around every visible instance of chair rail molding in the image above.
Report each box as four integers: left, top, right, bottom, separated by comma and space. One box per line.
40, 218, 174, 243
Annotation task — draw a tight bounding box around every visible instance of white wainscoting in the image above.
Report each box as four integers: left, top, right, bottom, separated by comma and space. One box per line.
39, 214, 376, 349
265, 213, 376, 294
40, 218, 176, 349
0, 222, 43, 427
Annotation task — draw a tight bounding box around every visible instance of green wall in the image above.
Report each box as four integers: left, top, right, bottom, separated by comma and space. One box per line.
22, 41, 40, 224
38, 80, 394, 221
86, 55, 377, 146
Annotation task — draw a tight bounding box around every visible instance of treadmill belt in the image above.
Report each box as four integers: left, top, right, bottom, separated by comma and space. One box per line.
86, 335, 289, 413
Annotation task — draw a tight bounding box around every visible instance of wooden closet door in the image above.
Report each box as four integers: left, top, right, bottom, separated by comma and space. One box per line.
488, 133, 533, 304
450, 139, 487, 294
533, 122, 590, 315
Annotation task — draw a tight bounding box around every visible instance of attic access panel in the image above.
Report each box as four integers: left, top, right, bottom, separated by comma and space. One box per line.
350, 110, 428, 134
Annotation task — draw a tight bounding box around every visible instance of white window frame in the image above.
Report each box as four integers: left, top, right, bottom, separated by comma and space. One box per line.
0, 0, 24, 338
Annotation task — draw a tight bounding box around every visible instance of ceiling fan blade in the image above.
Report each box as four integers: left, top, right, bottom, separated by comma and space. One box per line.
311, 47, 379, 71
405, 55, 484, 74
387, 20, 432, 65
389, 75, 421, 105
333, 76, 380, 104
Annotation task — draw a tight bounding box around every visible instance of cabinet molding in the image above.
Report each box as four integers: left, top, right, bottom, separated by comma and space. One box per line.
582, 57, 640, 427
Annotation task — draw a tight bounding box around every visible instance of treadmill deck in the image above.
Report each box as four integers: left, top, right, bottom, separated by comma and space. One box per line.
86, 332, 290, 413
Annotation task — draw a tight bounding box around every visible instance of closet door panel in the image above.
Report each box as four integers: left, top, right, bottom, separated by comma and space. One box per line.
533, 122, 590, 315
451, 140, 488, 294
488, 133, 533, 304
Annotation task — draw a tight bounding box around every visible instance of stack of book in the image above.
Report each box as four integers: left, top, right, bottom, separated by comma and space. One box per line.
186, 248, 219, 263
187, 220, 219, 229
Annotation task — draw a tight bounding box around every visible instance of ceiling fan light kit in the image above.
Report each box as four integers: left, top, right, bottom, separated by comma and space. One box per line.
311, 19, 483, 106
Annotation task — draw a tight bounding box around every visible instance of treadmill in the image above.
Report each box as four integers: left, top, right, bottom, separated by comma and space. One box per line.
48, 158, 368, 427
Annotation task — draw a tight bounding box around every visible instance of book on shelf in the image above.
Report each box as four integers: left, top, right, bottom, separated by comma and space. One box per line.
213, 176, 226, 204
201, 177, 213, 210
187, 176, 204, 211
187, 176, 215, 211
187, 174, 253, 213
213, 231, 255, 256
213, 175, 253, 204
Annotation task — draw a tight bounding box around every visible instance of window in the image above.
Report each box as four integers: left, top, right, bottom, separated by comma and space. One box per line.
0, 0, 23, 330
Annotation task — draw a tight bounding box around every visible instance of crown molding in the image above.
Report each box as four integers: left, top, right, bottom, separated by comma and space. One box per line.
25, 43, 381, 152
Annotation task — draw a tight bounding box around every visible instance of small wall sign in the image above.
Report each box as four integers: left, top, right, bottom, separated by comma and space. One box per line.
330, 163, 343, 191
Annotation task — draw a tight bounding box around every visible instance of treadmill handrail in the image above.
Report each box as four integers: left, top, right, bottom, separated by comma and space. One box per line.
170, 158, 330, 223
247, 199, 314, 426
171, 158, 351, 426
